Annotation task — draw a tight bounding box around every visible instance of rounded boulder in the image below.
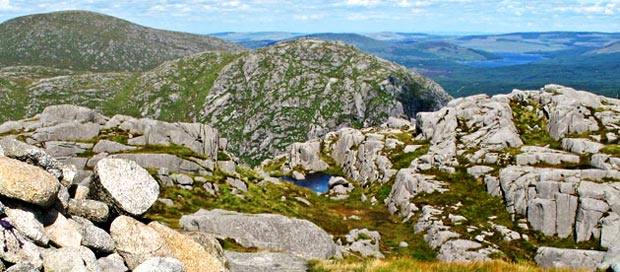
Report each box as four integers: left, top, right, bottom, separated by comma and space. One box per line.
92, 158, 159, 216
0, 157, 60, 207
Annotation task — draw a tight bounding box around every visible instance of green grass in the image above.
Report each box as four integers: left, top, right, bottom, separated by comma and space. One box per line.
601, 144, 620, 155
145, 173, 436, 261
510, 100, 561, 149
389, 145, 429, 170
308, 258, 585, 272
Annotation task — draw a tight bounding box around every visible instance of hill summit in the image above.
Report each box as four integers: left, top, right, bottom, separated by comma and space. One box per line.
0, 10, 244, 72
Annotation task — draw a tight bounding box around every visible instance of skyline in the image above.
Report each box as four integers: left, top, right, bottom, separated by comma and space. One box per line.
0, 1, 619, 35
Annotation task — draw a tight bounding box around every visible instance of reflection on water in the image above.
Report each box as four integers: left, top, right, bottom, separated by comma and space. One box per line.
465, 52, 545, 68
281, 173, 332, 193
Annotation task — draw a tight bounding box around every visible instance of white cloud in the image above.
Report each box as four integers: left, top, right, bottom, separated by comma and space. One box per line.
397, 0, 412, 7
0, 0, 17, 11
345, 0, 381, 7
554, 3, 619, 15
294, 14, 323, 20
411, 8, 424, 14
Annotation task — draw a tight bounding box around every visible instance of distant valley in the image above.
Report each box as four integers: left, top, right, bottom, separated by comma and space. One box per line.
212, 31, 620, 98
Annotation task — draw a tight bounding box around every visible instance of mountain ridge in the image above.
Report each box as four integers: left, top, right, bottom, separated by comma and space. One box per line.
0, 10, 244, 72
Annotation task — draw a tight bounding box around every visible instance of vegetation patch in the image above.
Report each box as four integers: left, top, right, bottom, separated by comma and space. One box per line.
389, 145, 429, 170
601, 144, 620, 155
145, 172, 436, 260
510, 100, 561, 149
308, 257, 585, 272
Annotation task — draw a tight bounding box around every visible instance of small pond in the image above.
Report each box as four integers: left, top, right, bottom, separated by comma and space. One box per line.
281, 173, 333, 193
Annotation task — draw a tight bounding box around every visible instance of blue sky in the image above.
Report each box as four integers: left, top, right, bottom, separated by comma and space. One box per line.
0, 0, 619, 34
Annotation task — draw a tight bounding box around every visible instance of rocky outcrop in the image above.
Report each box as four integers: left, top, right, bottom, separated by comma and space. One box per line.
535, 247, 606, 270
498, 166, 620, 241
385, 169, 447, 221
414, 205, 500, 262
265, 125, 410, 186
180, 209, 339, 260
289, 141, 329, 173
339, 229, 384, 258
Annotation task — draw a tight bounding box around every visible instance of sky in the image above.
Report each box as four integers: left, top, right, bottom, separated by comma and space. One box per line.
0, 0, 619, 34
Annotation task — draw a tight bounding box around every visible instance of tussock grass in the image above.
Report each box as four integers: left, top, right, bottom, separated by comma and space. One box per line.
309, 257, 586, 272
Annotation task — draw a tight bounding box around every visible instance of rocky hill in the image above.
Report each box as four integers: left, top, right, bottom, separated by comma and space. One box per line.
200, 38, 450, 164
0, 39, 451, 164
1, 85, 619, 271
0, 11, 244, 72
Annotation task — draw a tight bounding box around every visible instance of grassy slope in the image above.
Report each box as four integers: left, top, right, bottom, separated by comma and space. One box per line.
0, 10, 243, 72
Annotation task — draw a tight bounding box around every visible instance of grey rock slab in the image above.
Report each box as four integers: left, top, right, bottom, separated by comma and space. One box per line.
109, 215, 171, 269
385, 169, 446, 220
289, 140, 329, 173
93, 140, 137, 154
91, 158, 159, 216
180, 209, 338, 259
598, 247, 620, 272
601, 212, 620, 249
158, 167, 174, 187
575, 207, 605, 242
562, 138, 604, 154
43, 209, 82, 248
5, 262, 39, 272
0, 138, 68, 181
67, 199, 110, 223
535, 246, 605, 270
555, 193, 578, 238
133, 257, 184, 272
42, 247, 89, 272
224, 251, 307, 272
217, 160, 237, 176
97, 253, 129, 272
32, 122, 101, 142
226, 177, 248, 192
0, 157, 60, 207
39, 104, 107, 126
5, 206, 49, 246
0, 222, 43, 269
436, 239, 496, 262
45, 141, 93, 158
466, 165, 494, 178
171, 173, 194, 186
527, 199, 557, 236
73, 217, 116, 254
109, 153, 204, 174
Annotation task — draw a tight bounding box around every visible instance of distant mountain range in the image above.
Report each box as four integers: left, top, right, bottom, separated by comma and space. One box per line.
212, 31, 620, 98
